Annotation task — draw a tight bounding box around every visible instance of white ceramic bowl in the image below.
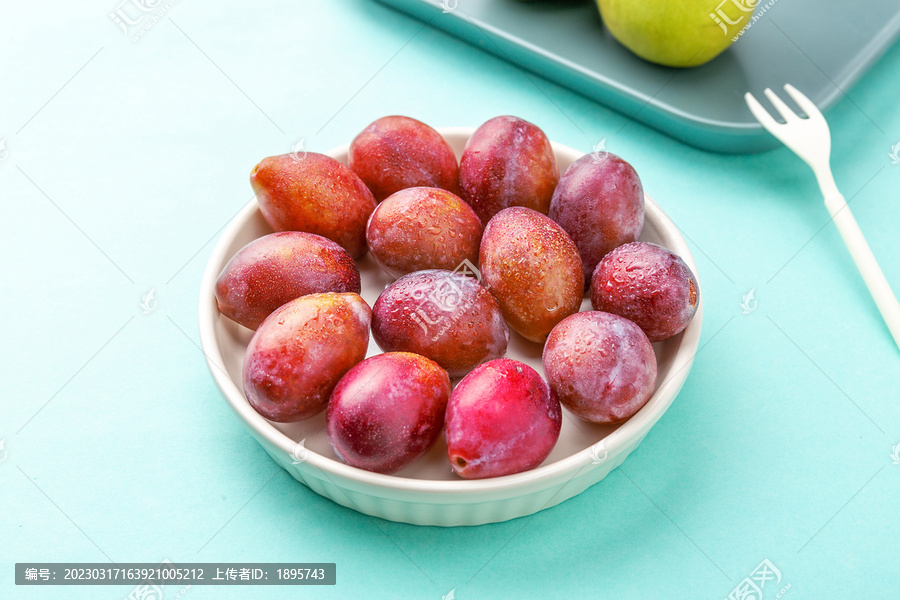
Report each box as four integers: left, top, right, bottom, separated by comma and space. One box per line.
198, 127, 702, 526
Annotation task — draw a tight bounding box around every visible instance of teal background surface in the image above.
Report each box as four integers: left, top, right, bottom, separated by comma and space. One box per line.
2, 1, 899, 598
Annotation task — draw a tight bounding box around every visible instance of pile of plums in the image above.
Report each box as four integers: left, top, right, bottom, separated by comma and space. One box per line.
215, 115, 699, 479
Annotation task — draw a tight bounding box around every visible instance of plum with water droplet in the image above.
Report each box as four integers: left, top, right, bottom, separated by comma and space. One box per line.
549, 152, 644, 285
458, 115, 559, 223
372, 270, 508, 378
250, 152, 376, 259
349, 115, 459, 202
590, 241, 698, 342
365, 187, 482, 279
216, 232, 360, 330
327, 352, 451, 474
243, 292, 371, 422
479, 207, 584, 343
542, 311, 656, 424
445, 358, 561, 479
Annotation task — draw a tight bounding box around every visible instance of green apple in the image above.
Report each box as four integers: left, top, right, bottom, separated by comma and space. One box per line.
597, 0, 757, 67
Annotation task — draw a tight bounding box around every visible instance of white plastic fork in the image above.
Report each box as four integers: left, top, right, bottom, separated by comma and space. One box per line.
745, 84, 900, 350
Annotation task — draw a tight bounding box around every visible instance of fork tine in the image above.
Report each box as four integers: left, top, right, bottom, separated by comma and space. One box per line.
763, 88, 800, 123
744, 92, 781, 131
783, 84, 827, 125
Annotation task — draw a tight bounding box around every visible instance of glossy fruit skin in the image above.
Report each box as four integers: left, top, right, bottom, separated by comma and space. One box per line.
243, 292, 371, 423
215, 232, 361, 330
445, 359, 562, 479
458, 115, 559, 223
549, 152, 644, 286
372, 270, 508, 378
597, 0, 744, 68
479, 207, 584, 343
590, 241, 699, 342
365, 187, 482, 279
543, 311, 657, 424
250, 152, 376, 259
349, 115, 459, 202
326, 352, 451, 474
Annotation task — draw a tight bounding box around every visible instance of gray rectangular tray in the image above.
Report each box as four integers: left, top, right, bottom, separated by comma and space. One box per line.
375, 0, 900, 153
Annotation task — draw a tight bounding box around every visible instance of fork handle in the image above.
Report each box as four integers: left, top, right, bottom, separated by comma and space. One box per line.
817, 171, 900, 350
